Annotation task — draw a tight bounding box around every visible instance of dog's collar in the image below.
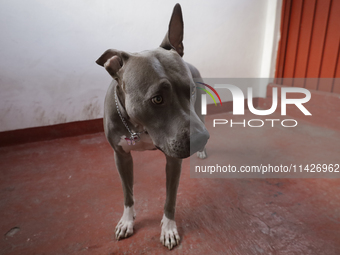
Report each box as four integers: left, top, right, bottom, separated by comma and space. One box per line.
114, 86, 143, 145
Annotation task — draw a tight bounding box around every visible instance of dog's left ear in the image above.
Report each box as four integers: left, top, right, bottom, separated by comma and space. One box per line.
160, 3, 184, 57
96, 49, 129, 80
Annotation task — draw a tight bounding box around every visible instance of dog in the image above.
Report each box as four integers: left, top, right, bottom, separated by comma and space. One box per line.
96, 3, 209, 250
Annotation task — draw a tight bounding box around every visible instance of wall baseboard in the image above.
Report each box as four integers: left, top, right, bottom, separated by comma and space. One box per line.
0, 119, 104, 147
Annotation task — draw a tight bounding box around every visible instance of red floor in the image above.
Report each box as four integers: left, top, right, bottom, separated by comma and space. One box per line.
1, 112, 340, 254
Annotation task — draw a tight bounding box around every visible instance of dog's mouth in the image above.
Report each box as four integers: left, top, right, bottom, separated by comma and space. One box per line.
155, 145, 164, 152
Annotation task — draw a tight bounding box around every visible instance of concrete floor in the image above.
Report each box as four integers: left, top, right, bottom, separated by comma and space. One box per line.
1, 111, 340, 255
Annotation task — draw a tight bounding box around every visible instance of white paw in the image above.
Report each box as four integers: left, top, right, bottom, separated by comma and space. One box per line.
197, 147, 207, 159
160, 214, 180, 250
115, 205, 136, 240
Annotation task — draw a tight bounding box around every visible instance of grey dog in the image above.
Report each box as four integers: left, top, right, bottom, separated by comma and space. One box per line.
96, 3, 209, 250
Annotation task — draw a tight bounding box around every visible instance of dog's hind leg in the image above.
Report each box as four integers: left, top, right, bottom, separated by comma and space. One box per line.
114, 150, 136, 240
160, 156, 182, 250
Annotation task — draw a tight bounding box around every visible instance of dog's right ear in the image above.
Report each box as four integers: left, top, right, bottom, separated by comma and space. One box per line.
96, 49, 128, 79
160, 3, 184, 57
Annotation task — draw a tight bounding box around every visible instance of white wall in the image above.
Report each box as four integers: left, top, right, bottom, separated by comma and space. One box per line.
0, 0, 281, 132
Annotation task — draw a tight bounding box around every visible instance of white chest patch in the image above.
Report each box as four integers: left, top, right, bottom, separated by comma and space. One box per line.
118, 133, 156, 153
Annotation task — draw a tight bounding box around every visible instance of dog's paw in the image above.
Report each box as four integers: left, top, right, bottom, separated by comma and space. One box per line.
160, 214, 180, 250
197, 147, 207, 159
115, 205, 136, 240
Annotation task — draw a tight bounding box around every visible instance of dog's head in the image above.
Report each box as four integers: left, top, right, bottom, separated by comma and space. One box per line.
96, 4, 209, 158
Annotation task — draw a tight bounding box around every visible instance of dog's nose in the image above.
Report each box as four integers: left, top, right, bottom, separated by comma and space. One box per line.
190, 130, 209, 155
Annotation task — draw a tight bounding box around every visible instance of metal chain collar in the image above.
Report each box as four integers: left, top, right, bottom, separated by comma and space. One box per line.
114, 86, 141, 145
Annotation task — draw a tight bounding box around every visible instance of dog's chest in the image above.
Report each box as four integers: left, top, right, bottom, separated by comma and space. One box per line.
118, 133, 156, 153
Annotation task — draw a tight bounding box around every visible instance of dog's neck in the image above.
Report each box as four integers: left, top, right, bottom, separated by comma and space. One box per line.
115, 84, 129, 120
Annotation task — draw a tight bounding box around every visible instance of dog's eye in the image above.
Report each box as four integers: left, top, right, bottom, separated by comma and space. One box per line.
152, 95, 163, 104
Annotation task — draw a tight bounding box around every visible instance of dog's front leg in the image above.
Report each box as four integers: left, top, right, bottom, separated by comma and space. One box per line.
160, 156, 182, 249
195, 80, 208, 159
114, 149, 135, 240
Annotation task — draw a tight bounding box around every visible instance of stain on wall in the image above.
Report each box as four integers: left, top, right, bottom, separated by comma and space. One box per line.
82, 102, 101, 120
